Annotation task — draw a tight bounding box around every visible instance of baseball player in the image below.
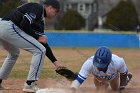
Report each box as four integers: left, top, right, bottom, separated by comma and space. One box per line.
71, 46, 132, 92
0, 0, 64, 92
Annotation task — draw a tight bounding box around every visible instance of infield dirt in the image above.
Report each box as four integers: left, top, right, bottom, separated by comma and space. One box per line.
0, 48, 140, 93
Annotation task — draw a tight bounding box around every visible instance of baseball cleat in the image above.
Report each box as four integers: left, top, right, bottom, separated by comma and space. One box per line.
23, 82, 40, 92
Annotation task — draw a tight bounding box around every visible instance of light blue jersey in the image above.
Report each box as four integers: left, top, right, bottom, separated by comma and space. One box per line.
75, 54, 128, 85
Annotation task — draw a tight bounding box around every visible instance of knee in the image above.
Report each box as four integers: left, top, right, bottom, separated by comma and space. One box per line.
40, 46, 46, 54
9, 50, 20, 59
37, 45, 46, 55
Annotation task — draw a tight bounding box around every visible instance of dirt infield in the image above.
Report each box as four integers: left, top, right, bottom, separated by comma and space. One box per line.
0, 68, 140, 93
0, 48, 140, 93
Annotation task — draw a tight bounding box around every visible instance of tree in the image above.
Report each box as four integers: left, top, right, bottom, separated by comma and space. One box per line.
105, 0, 139, 31
59, 9, 85, 30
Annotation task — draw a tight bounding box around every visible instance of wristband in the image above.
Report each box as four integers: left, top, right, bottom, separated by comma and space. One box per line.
119, 86, 125, 91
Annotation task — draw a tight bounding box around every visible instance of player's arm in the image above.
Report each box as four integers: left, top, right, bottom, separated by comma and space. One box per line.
41, 41, 64, 69
19, 3, 43, 40
41, 42, 64, 69
71, 57, 93, 90
20, 15, 57, 64
118, 58, 129, 90
32, 21, 58, 64
20, 13, 40, 40
119, 72, 128, 91
33, 20, 45, 34
33, 21, 63, 68
120, 72, 128, 86
41, 43, 57, 63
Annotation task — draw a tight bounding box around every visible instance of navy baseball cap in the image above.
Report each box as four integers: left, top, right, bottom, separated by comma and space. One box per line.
93, 46, 112, 69
44, 0, 60, 12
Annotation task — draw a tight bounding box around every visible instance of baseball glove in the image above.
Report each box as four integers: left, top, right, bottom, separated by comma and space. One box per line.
55, 67, 77, 81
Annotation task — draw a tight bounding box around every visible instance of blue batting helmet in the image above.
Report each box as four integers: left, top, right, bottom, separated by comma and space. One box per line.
93, 46, 112, 69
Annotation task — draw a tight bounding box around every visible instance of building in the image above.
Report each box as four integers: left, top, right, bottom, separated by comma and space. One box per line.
61, 0, 98, 30
60, 0, 122, 30
61, 0, 140, 30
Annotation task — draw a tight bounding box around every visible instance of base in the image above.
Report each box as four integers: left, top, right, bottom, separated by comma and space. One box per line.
36, 88, 66, 93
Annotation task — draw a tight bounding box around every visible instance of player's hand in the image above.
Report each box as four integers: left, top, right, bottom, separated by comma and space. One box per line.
70, 87, 76, 93
38, 36, 48, 43
53, 61, 66, 70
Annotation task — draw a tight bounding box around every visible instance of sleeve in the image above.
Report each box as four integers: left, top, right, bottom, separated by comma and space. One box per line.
33, 20, 45, 34
71, 57, 93, 89
118, 58, 128, 74
31, 20, 57, 63
20, 17, 40, 39
19, 4, 43, 39
41, 43, 57, 63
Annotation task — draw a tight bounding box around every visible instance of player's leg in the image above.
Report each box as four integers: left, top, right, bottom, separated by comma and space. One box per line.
11, 23, 46, 80
12, 23, 46, 92
109, 74, 120, 91
0, 20, 46, 92
0, 40, 20, 80
0, 21, 20, 89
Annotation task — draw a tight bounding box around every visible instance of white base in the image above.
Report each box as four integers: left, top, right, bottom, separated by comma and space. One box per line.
36, 88, 66, 93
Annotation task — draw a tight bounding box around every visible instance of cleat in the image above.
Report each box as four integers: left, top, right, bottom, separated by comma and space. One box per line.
23, 82, 40, 93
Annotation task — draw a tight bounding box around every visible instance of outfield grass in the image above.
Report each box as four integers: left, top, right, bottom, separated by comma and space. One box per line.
0, 47, 140, 79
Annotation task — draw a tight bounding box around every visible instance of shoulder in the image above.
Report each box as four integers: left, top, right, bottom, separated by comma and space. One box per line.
84, 56, 94, 66
112, 54, 124, 62
29, 2, 42, 8
17, 2, 43, 9
81, 56, 94, 70
18, 2, 43, 18
78, 56, 94, 78
21, 2, 41, 6
110, 54, 125, 67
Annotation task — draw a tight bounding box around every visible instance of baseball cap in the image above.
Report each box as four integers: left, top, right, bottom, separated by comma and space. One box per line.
44, 0, 60, 12
93, 46, 112, 69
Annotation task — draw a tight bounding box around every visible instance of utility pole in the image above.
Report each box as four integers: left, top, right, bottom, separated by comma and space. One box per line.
27, 0, 39, 3
27, 0, 31, 2
94, 0, 102, 29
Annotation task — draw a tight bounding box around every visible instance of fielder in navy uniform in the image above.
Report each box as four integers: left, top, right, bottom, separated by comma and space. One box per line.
71, 46, 132, 92
0, 0, 64, 92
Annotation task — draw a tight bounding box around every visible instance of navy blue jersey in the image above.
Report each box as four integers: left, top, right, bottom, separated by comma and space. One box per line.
2, 3, 45, 39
